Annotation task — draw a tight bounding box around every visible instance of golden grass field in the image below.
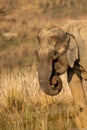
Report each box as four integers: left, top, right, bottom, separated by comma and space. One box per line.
0, 66, 75, 130
0, 0, 87, 130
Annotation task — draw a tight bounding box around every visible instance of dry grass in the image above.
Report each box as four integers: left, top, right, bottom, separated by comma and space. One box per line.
0, 65, 72, 110
0, 66, 76, 130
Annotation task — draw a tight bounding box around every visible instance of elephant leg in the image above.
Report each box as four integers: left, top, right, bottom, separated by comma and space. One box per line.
81, 70, 87, 104
68, 72, 87, 129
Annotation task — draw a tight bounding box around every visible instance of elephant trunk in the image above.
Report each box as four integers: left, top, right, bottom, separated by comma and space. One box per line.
38, 55, 62, 96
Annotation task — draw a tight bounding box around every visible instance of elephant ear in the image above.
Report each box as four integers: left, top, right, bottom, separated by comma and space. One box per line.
67, 34, 78, 68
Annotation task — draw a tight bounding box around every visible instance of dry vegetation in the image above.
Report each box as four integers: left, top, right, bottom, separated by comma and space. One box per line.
0, 0, 87, 130
0, 66, 74, 130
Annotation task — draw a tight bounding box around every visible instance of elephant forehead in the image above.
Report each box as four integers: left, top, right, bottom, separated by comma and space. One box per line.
38, 29, 48, 39
39, 27, 65, 39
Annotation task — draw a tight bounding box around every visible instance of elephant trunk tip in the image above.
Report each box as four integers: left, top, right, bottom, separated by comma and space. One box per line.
39, 75, 62, 96
51, 75, 62, 93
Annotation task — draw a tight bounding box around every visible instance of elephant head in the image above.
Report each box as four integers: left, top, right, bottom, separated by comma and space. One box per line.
37, 27, 79, 96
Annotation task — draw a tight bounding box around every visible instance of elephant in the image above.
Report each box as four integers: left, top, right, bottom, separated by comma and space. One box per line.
37, 20, 87, 129
36, 27, 70, 95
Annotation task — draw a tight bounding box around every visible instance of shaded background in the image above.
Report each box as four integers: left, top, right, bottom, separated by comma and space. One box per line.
0, 0, 87, 69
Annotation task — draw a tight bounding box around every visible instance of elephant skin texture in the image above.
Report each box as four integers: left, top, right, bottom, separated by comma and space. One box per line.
37, 19, 87, 129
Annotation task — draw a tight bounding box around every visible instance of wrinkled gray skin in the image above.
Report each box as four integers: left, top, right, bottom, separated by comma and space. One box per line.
37, 27, 69, 95
37, 20, 87, 96
37, 20, 87, 129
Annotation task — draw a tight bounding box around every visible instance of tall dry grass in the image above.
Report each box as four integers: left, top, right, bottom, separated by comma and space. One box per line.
0, 65, 76, 130
0, 65, 73, 110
